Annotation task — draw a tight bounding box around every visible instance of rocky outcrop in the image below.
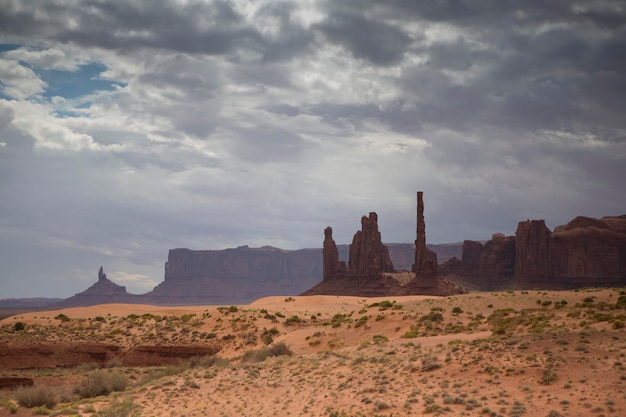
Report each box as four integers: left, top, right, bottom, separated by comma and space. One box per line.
307, 200, 465, 297
306, 212, 397, 296
348, 212, 395, 278
445, 215, 626, 290
54, 267, 139, 308
322, 227, 347, 280
453, 234, 516, 289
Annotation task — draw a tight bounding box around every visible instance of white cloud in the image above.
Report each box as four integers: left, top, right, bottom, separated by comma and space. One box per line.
1, 100, 99, 151
3, 46, 90, 71
0, 58, 47, 98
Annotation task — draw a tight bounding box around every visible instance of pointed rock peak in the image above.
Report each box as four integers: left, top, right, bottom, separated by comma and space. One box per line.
98, 266, 107, 281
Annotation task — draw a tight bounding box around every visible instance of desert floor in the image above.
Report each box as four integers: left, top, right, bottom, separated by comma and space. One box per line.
1, 288, 626, 417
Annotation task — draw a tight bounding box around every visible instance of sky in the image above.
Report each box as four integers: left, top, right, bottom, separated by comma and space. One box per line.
0, 1, 625, 298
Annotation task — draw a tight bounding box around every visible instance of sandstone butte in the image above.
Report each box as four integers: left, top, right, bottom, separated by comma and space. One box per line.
49, 193, 625, 307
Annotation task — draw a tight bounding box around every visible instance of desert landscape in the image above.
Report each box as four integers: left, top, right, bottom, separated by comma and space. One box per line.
1, 288, 626, 417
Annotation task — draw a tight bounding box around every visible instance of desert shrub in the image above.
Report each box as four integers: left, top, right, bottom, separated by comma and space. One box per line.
14, 386, 58, 409
241, 342, 292, 363
261, 327, 280, 345
0, 399, 19, 414
137, 365, 185, 385
541, 366, 557, 385
421, 355, 442, 372
354, 316, 369, 328
268, 342, 292, 356
452, 307, 463, 315
612, 320, 625, 329
74, 371, 128, 398
95, 400, 140, 417
374, 400, 390, 410
284, 315, 302, 325
187, 355, 230, 369
181, 313, 196, 322
13, 322, 25, 331
30, 405, 49, 415
330, 313, 350, 327
420, 312, 444, 323
54, 314, 70, 322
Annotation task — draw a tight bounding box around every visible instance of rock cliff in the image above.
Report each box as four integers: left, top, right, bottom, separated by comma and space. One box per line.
143, 246, 323, 305
444, 215, 626, 290
515, 220, 552, 283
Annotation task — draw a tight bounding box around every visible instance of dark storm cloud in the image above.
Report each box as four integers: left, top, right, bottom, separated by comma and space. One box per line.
313, 5, 413, 66
0, 1, 253, 57
0, 0, 318, 63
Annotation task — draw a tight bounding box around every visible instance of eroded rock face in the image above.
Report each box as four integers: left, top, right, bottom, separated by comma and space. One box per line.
448, 215, 626, 290
549, 216, 626, 287
347, 212, 395, 278
0, 343, 220, 369
458, 235, 516, 289
148, 246, 323, 304
515, 220, 552, 284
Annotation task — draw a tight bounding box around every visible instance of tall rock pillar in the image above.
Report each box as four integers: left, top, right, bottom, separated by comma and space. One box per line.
413, 192, 438, 280
515, 219, 552, 285
323, 227, 346, 280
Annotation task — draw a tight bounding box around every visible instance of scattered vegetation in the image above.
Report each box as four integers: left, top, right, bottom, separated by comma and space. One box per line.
74, 370, 129, 398
14, 386, 58, 409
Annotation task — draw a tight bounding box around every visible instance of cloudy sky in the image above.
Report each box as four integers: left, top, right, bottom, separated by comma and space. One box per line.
1, 1, 625, 298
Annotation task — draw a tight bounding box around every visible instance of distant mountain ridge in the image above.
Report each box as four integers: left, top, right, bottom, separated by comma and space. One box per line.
5, 209, 625, 310
51, 242, 460, 307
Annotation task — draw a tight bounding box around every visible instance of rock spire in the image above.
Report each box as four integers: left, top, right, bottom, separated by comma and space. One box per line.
412, 192, 438, 281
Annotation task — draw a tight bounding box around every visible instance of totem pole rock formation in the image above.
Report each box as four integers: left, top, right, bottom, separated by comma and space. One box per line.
348, 212, 395, 278
412, 192, 438, 283
320, 212, 394, 283
322, 226, 347, 280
